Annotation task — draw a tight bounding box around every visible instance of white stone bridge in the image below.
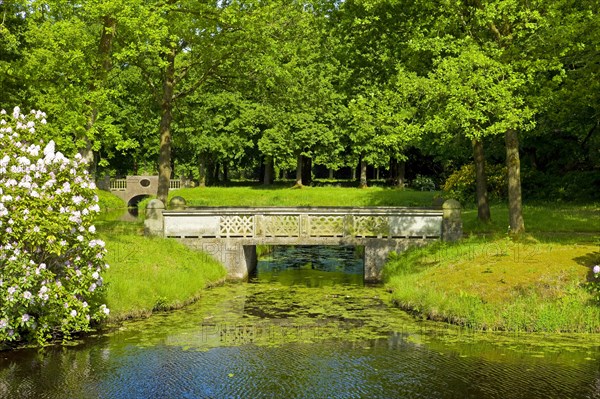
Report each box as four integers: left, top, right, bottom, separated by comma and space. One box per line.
145, 202, 462, 283
101, 176, 182, 206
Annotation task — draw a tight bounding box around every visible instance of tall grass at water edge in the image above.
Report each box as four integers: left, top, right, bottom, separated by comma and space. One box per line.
385, 202, 600, 333
99, 232, 226, 321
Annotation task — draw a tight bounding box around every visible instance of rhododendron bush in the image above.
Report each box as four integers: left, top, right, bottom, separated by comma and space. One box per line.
0, 107, 109, 345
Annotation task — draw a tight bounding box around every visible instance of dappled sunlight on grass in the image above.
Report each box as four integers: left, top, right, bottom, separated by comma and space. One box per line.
462, 203, 600, 235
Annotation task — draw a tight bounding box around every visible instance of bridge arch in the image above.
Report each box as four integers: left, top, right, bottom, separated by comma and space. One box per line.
128, 194, 151, 208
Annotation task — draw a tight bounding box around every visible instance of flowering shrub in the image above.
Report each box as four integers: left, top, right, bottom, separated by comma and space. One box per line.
590, 265, 600, 303
411, 175, 436, 191
0, 107, 109, 345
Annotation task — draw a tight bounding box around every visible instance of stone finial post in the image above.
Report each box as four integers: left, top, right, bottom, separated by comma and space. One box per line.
144, 199, 165, 236
169, 196, 187, 210
442, 199, 462, 242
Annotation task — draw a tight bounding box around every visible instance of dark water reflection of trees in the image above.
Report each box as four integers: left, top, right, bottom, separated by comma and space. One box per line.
0, 246, 599, 399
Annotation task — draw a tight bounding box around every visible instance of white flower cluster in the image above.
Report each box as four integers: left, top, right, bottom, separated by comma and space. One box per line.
0, 107, 110, 344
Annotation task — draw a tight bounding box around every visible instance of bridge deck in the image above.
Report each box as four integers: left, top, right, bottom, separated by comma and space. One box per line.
162, 207, 443, 240
146, 202, 461, 283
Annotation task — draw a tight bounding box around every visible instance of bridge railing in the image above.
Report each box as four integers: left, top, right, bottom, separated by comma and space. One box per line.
108, 178, 183, 191
109, 179, 127, 191
161, 207, 444, 240
170, 179, 182, 190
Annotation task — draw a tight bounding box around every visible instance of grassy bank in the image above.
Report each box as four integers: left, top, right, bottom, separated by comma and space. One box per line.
96, 189, 126, 209
385, 202, 600, 333
95, 214, 226, 322
462, 203, 600, 235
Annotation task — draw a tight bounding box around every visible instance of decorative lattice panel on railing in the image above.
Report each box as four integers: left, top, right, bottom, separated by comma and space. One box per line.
219, 216, 254, 237
353, 216, 389, 237
309, 216, 345, 237
264, 215, 300, 237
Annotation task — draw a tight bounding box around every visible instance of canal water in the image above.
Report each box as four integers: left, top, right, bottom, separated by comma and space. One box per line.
0, 246, 599, 399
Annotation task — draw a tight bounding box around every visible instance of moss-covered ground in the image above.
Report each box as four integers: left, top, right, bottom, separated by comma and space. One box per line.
386, 203, 600, 332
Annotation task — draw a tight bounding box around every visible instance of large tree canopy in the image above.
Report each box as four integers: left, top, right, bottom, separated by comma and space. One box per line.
0, 0, 597, 222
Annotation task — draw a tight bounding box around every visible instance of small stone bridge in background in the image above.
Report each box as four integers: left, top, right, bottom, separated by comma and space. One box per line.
145, 201, 462, 283
100, 176, 182, 206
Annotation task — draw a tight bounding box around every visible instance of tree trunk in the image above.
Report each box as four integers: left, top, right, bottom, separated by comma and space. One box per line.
396, 159, 406, 188
263, 155, 274, 185
213, 161, 220, 184
82, 15, 117, 177
328, 168, 334, 179
389, 158, 401, 187
222, 163, 229, 184
157, 44, 176, 205
472, 139, 491, 223
198, 154, 207, 187
505, 129, 525, 234
302, 156, 312, 185
295, 154, 303, 187
358, 157, 368, 188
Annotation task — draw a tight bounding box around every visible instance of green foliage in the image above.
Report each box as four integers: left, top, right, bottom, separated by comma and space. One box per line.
522, 169, 600, 202
425, 42, 535, 142
0, 107, 109, 346
443, 163, 507, 204
411, 175, 436, 191
0, 0, 598, 218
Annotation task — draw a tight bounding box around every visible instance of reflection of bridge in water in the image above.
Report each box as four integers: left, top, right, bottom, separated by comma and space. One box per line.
145, 202, 462, 283
103, 176, 182, 206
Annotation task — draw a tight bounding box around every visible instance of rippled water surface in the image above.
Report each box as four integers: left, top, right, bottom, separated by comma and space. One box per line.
1, 246, 599, 399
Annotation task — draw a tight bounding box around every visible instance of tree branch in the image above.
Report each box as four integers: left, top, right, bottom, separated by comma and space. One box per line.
173, 60, 222, 101
581, 120, 598, 149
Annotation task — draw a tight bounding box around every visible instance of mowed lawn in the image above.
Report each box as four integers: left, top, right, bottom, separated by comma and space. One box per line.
167, 186, 439, 207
